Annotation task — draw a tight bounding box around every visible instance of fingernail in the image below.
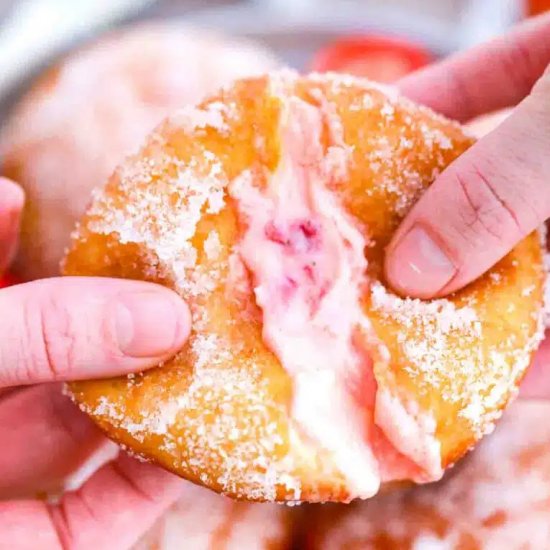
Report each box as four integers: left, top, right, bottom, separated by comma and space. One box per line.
114, 291, 190, 358
386, 225, 456, 298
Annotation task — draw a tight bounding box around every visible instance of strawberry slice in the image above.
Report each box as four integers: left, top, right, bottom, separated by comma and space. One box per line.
311, 35, 432, 83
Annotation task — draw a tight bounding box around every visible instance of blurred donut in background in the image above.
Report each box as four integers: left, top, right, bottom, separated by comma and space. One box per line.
305, 400, 550, 549
0, 23, 280, 281
134, 483, 294, 550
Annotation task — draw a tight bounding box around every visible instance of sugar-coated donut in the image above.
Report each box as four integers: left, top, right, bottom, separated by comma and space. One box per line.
134, 482, 294, 549
62, 72, 545, 503
306, 400, 550, 549
0, 23, 279, 281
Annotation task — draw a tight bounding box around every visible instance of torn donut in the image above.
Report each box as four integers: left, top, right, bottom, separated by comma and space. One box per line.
62, 72, 545, 503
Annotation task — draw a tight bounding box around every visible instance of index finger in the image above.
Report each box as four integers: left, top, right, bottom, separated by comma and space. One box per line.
397, 13, 550, 121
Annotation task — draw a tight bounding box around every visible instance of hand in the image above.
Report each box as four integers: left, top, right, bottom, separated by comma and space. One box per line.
382, 14, 550, 400
385, 13, 550, 299
0, 179, 192, 549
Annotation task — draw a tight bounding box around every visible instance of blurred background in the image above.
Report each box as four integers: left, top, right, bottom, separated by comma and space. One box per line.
0, 0, 548, 106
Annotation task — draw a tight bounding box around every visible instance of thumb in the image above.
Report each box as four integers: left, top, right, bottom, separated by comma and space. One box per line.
0, 277, 191, 386
385, 66, 550, 298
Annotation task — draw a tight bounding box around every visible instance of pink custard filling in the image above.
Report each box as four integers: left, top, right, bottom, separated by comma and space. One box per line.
230, 93, 441, 498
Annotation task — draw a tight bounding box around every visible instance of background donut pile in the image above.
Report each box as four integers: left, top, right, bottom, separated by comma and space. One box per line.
1, 1, 550, 548
133, 400, 550, 549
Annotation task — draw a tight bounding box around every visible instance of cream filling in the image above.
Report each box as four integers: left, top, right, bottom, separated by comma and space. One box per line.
375, 389, 442, 481
230, 93, 440, 497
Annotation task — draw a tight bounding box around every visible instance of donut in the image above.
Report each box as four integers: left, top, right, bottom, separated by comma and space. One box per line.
305, 400, 550, 549
62, 72, 545, 503
0, 23, 279, 281
134, 482, 294, 549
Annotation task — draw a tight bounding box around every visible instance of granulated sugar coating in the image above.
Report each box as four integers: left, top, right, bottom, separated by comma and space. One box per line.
306, 400, 550, 550
62, 72, 545, 503
1, 22, 279, 281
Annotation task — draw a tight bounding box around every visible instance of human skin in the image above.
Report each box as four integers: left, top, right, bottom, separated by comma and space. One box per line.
385, 13, 550, 299
0, 179, 192, 549
384, 13, 550, 399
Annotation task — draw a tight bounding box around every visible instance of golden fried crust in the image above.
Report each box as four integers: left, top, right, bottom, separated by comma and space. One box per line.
62, 73, 545, 503
305, 401, 550, 549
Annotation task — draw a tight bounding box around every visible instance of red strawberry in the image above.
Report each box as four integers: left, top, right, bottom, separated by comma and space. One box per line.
0, 272, 19, 288
311, 35, 432, 83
